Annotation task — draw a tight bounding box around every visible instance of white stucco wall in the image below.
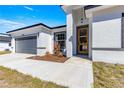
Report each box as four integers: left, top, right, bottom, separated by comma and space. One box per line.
92, 7, 122, 48
37, 31, 53, 56
92, 6, 124, 64
66, 13, 73, 57
72, 8, 89, 26
11, 38, 15, 53
93, 18, 121, 48
50, 32, 54, 54
93, 50, 124, 64
52, 27, 66, 33
0, 42, 11, 51
37, 26, 67, 56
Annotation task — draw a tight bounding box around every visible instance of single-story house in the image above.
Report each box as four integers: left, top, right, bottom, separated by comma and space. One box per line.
7, 5, 124, 64
0, 33, 11, 51
7, 23, 66, 55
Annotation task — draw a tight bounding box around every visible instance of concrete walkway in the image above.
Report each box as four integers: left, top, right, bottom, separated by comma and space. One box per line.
0, 53, 93, 88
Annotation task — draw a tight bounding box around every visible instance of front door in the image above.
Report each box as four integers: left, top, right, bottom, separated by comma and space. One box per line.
77, 25, 88, 55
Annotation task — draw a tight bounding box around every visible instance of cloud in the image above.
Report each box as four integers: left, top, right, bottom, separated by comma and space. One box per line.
24, 6, 34, 11
0, 19, 25, 31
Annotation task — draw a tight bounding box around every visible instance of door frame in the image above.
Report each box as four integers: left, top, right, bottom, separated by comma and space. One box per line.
76, 25, 89, 55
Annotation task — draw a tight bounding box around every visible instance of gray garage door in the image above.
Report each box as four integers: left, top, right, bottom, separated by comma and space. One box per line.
15, 36, 37, 54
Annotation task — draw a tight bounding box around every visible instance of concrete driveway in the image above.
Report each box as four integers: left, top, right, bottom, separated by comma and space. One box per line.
0, 53, 93, 88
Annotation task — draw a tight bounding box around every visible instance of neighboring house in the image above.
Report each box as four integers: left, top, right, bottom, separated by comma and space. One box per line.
0, 33, 11, 51
7, 5, 124, 64
7, 23, 66, 56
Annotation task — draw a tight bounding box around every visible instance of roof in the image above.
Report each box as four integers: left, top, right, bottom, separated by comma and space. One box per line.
7, 23, 51, 33
0, 34, 11, 42
0, 33, 10, 36
51, 25, 66, 29
7, 23, 66, 33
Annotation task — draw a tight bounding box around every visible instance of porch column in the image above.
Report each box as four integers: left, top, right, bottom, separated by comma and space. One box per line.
11, 38, 15, 53
66, 13, 74, 57
50, 32, 54, 54
88, 14, 93, 59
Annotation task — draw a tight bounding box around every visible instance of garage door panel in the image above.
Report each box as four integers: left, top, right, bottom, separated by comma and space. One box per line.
15, 36, 37, 54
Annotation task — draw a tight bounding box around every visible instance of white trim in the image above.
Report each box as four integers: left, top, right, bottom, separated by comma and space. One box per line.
62, 5, 84, 14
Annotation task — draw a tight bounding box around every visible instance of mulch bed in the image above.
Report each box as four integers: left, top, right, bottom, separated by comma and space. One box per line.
27, 54, 69, 63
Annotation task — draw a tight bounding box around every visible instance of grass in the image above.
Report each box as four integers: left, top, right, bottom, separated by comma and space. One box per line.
0, 66, 66, 88
93, 62, 124, 88
0, 51, 11, 55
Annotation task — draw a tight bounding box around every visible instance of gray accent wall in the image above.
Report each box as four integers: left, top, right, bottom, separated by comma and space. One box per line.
122, 13, 124, 48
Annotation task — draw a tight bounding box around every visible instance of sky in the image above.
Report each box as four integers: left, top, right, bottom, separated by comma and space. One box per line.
0, 5, 66, 33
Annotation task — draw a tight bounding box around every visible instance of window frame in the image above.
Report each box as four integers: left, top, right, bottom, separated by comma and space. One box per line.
54, 31, 66, 50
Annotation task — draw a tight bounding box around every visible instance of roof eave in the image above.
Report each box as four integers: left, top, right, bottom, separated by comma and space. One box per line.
7, 23, 52, 33
7, 23, 66, 33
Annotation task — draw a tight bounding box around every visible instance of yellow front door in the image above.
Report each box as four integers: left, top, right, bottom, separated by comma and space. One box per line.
77, 26, 88, 54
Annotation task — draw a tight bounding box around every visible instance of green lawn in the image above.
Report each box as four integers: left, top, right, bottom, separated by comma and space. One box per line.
0, 51, 11, 55
93, 62, 124, 88
0, 66, 66, 88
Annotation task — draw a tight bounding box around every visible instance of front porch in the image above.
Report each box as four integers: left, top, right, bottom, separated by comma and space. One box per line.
66, 7, 92, 59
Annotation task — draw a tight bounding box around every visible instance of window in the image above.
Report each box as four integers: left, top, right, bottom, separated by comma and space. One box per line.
55, 33, 66, 41
54, 32, 66, 50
